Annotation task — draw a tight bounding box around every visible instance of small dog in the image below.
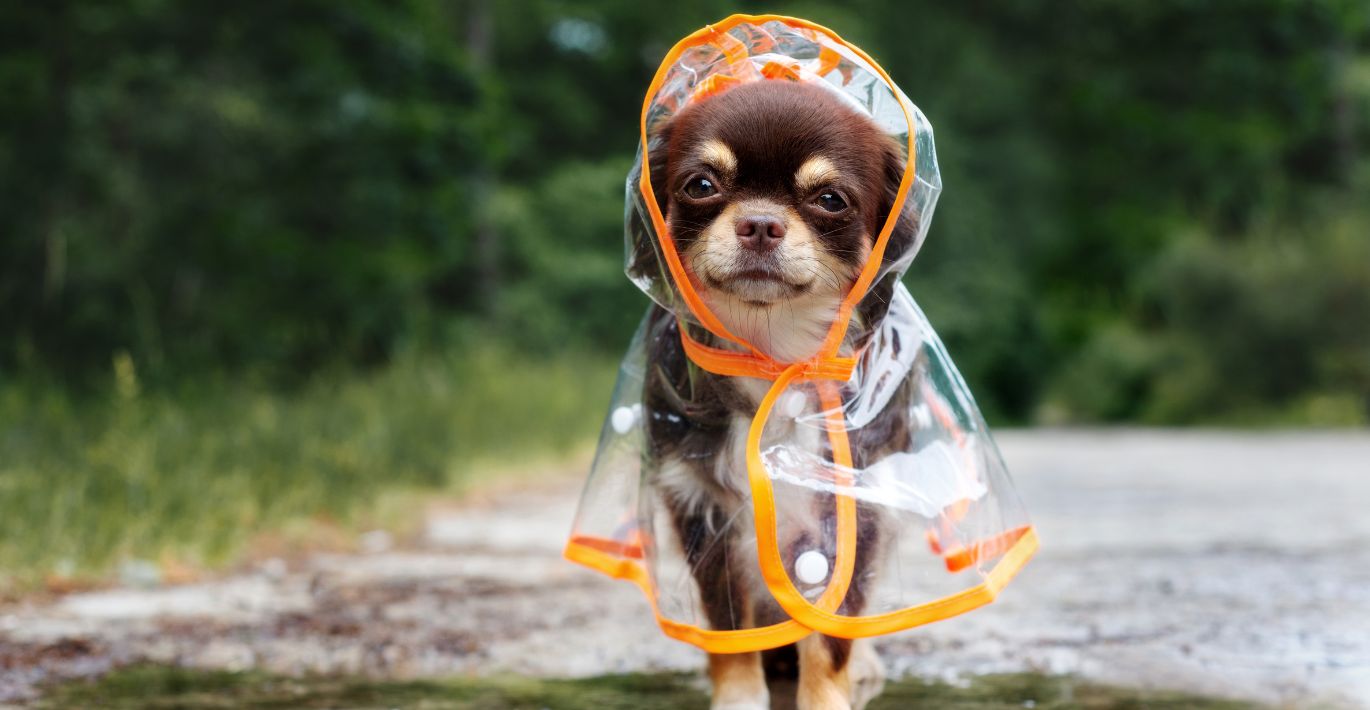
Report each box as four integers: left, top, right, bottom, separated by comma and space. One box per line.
638, 80, 919, 709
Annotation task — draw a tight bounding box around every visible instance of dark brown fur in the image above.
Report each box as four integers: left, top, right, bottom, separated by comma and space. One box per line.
639, 80, 918, 709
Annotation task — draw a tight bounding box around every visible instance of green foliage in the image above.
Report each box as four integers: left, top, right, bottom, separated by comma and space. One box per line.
1, 2, 487, 378
874, 0, 1370, 422
1046, 196, 1370, 425
493, 156, 643, 351
1, 0, 1368, 423
0, 348, 615, 583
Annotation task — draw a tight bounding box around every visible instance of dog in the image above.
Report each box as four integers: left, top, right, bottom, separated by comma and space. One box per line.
636, 79, 920, 710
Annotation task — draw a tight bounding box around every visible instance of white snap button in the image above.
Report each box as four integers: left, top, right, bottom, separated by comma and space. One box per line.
610, 405, 636, 434
794, 550, 829, 584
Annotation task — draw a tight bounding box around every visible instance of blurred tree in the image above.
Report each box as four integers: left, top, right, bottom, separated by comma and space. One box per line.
0, 0, 1365, 422
1, 2, 485, 380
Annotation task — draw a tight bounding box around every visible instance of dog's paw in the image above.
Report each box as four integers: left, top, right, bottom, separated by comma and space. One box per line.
794, 687, 850, 710
847, 639, 886, 710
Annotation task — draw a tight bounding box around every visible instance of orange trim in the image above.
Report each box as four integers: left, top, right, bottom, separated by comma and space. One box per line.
639, 24, 750, 350
760, 60, 803, 81
711, 22, 756, 75
565, 527, 1039, 649
567, 534, 643, 560
564, 538, 815, 653
814, 380, 858, 613
690, 73, 741, 103
817, 46, 842, 76
746, 366, 860, 628
679, 328, 856, 381
928, 525, 1032, 573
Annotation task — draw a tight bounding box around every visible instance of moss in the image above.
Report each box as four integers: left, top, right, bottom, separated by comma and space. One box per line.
871, 673, 1264, 709
41, 667, 706, 709
41, 666, 1267, 709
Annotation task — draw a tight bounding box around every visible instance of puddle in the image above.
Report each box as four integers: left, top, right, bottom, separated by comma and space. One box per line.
35, 666, 1267, 709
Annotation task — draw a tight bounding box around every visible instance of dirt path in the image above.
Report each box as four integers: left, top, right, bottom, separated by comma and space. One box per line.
3, 430, 1369, 708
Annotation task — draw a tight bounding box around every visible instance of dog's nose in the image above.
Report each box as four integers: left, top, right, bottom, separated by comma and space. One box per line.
735, 215, 786, 253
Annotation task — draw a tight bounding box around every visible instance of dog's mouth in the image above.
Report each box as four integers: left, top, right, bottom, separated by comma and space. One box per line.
731, 266, 804, 287
703, 263, 812, 304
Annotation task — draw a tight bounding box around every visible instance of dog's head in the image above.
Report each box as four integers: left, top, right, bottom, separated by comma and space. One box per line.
646, 80, 912, 360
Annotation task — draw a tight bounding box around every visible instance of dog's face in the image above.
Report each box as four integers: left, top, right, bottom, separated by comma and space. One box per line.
650, 80, 905, 360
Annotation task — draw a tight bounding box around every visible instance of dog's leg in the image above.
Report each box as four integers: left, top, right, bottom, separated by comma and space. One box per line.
664, 494, 767, 709
703, 556, 766, 710
846, 639, 884, 710
709, 651, 769, 710
796, 634, 851, 710
701, 563, 767, 709
794, 495, 887, 710
791, 636, 880, 710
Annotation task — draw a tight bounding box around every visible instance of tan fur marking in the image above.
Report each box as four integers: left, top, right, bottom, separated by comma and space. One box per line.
796, 635, 851, 710
698, 139, 737, 175
708, 650, 768, 709
795, 155, 840, 194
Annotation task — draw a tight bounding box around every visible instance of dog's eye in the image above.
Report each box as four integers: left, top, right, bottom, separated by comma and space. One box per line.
683, 176, 718, 200
814, 191, 848, 213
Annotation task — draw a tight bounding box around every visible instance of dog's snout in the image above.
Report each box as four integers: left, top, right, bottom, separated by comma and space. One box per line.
735, 215, 786, 253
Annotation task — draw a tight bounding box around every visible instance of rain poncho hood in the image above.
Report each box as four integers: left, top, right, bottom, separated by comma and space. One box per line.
565, 14, 1038, 653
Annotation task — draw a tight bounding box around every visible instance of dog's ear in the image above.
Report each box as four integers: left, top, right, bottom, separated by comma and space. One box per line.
857, 139, 921, 331
875, 138, 919, 268
626, 119, 673, 286
646, 118, 674, 220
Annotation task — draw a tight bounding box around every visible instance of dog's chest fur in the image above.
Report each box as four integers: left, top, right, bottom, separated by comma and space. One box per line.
644, 301, 839, 498
642, 303, 847, 582
704, 294, 843, 367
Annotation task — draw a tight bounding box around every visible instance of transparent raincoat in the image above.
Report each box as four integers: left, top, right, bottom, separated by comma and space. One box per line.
565, 15, 1038, 653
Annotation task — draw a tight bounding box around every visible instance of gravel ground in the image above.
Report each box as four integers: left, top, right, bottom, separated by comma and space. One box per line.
2, 430, 1367, 708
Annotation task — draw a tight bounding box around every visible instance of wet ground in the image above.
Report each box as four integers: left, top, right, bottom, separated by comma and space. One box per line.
36, 665, 1265, 709
2, 430, 1368, 708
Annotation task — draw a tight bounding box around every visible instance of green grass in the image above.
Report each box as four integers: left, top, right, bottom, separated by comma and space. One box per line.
39, 667, 1267, 709
0, 348, 617, 587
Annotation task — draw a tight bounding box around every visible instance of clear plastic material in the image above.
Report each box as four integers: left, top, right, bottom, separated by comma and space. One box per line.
624, 17, 942, 329
755, 288, 1033, 617
565, 15, 1035, 653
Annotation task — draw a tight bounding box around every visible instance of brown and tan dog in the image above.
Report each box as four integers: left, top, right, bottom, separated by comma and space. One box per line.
637, 79, 919, 709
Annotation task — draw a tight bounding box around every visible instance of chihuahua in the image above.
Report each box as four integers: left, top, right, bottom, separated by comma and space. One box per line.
636, 79, 919, 710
